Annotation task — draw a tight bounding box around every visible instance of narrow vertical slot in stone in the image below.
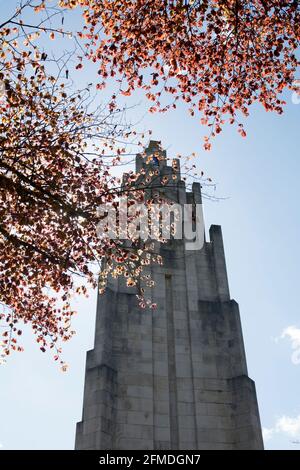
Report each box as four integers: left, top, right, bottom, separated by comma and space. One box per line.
165, 274, 179, 449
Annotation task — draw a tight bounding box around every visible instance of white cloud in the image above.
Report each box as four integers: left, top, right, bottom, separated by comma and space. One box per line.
263, 414, 300, 443
276, 415, 300, 437
281, 325, 300, 365
262, 427, 274, 442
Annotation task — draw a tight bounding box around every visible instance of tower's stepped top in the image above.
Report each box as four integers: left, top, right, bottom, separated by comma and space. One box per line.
129, 140, 202, 205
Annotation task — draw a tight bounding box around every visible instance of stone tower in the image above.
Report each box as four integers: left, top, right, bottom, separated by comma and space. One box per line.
75, 141, 263, 450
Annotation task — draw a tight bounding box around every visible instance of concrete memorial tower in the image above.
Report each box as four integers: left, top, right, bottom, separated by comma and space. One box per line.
75, 141, 263, 450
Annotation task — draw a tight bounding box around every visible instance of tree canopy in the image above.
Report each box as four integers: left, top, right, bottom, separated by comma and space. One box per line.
59, 0, 300, 148
0, 0, 299, 364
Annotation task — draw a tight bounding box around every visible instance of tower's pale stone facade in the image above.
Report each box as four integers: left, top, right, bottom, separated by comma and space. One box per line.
75, 141, 263, 450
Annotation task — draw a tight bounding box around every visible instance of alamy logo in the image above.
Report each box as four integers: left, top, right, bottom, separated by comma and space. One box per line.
96, 197, 205, 251
0, 80, 6, 102
292, 79, 300, 105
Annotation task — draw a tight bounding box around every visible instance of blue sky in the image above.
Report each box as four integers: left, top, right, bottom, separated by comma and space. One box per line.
0, 0, 300, 450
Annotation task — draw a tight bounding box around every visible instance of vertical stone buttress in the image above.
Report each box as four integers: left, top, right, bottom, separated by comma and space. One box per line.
75, 141, 264, 450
